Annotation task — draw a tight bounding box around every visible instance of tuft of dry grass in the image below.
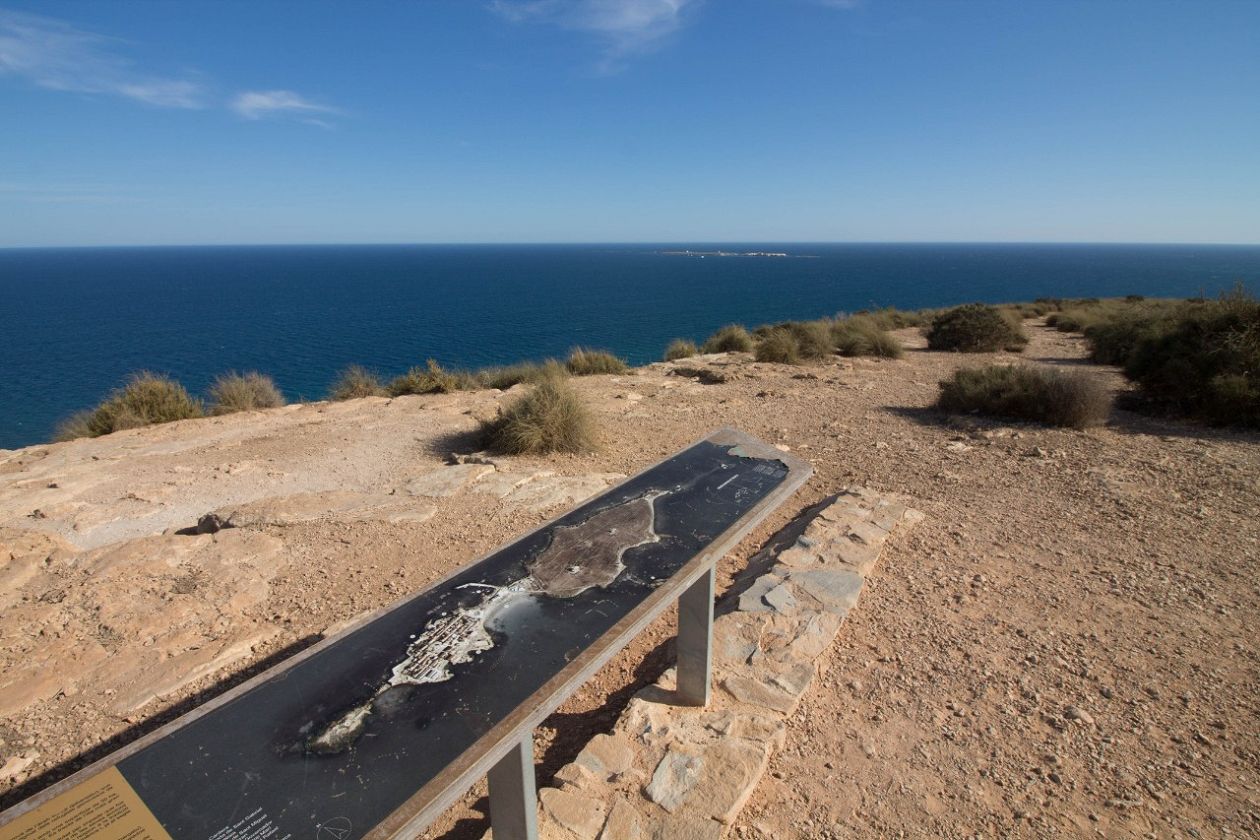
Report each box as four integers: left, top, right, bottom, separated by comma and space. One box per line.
57, 372, 204, 440
53, 411, 97, 442
783, 321, 834, 360
937, 364, 1111, 429
754, 328, 802, 364
565, 347, 629, 376
209, 372, 285, 415
329, 365, 386, 401
831, 316, 905, 358
475, 360, 565, 390
702, 324, 755, 354
389, 360, 475, 396
481, 376, 597, 454
664, 338, 699, 361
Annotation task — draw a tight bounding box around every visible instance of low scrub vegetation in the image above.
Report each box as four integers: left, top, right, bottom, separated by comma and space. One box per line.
938, 365, 1111, 429
481, 376, 596, 454
209, 372, 284, 414
329, 365, 386, 400
831, 315, 905, 358
752, 320, 836, 364
664, 338, 698, 361
389, 360, 474, 396
1121, 291, 1260, 425
565, 347, 629, 376
927, 304, 1029, 352
1043, 290, 1259, 426
475, 360, 565, 390
854, 307, 936, 330
57, 372, 204, 440
754, 327, 802, 364
702, 324, 755, 354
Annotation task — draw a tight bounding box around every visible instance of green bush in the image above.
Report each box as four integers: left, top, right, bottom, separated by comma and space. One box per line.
702, 324, 754, 354
59, 372, 205, 439
565, 347, 629, 376
389, 360, 474, 396
938, 365, 1110, 429
754, 328, 802, 364
927, 304, 1029, 352
329, 365, 385, 400
209, 372, 285, 414
481, 376, 597, 454
664, 339, 699, 361
831, 316, 905, 358
1122, 290, 1260, 425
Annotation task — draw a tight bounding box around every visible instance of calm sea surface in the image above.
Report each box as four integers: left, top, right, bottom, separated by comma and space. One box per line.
2, 243, 1259, 449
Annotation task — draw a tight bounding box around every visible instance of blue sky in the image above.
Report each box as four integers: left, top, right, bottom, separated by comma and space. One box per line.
1, 0, 1257, 246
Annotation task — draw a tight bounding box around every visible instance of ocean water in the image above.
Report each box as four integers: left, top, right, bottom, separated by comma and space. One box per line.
1, 242, 1258, 449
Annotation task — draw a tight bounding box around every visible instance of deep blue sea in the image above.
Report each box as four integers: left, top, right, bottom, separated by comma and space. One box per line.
2, 243, 1259, 449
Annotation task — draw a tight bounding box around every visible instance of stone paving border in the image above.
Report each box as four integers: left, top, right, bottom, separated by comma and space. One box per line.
517, 487, 924, 840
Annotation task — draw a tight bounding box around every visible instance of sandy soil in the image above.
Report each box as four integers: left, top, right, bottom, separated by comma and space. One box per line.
1, 323, 1256, 839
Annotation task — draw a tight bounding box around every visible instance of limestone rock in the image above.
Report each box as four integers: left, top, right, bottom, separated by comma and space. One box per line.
787, 568, 864, 615
540, 788, 608, 840
404, 464, 494, 497
472, 470, 553, 498
645, 750, 703, 813
576, 734, 638, 780
599, 797, 643, 840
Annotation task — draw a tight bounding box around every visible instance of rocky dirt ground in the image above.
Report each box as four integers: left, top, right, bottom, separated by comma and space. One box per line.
1, 323, 1257, 839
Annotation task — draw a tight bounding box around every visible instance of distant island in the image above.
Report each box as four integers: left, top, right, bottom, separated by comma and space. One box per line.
659, 249, 815, 258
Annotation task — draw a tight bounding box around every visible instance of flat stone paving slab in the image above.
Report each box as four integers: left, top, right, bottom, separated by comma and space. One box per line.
528, 487, 923, 839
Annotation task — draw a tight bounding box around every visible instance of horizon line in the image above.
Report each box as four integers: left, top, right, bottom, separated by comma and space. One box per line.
3, 239, 1260, 251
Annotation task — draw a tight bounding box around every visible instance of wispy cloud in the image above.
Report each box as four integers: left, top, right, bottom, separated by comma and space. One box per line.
0, 9, 206, 107
0, 10, 339, 125
231, 90, 341, 125
491, 0, 698, 70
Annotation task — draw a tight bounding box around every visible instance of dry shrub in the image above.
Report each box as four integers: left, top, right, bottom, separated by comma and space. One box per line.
475, 361, 565, 390
938, 365, 1110, 429
566, 347, 629, 376
1122, 288, 1260, 426
482, 376, 596, 454
927, 304, 1028, 352
754, 328, 801, 364
702, 324, 754, 354
664, 339, 699, 361
209, 372, 284, 414
53, 411, 96, 442
857, 307, 936, 329
329, 365, 385, 400
831, 316, 904, 358
389, 360, 475, 396
784, 321, 834, 360
60, 372, 205, 439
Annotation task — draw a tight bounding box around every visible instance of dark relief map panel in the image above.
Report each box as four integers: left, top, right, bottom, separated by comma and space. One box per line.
0, 438, 791, 840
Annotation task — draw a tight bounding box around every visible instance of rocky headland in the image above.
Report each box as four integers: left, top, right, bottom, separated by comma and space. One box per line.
1, 323, 1257, 838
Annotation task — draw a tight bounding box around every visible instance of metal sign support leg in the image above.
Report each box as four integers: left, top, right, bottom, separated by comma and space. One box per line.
487, 736, 538, 840
676, 565, 716, 706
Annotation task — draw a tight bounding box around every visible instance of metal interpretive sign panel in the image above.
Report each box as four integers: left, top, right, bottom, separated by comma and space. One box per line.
0, 429, 809, 840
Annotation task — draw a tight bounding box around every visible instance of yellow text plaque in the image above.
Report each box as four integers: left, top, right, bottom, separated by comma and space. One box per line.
0, 768, 171, 840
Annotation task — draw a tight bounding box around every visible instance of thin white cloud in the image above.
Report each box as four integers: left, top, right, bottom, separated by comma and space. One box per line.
0, 9, 206, 107
230, 90, 341, 124
491, 0, 697, 69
